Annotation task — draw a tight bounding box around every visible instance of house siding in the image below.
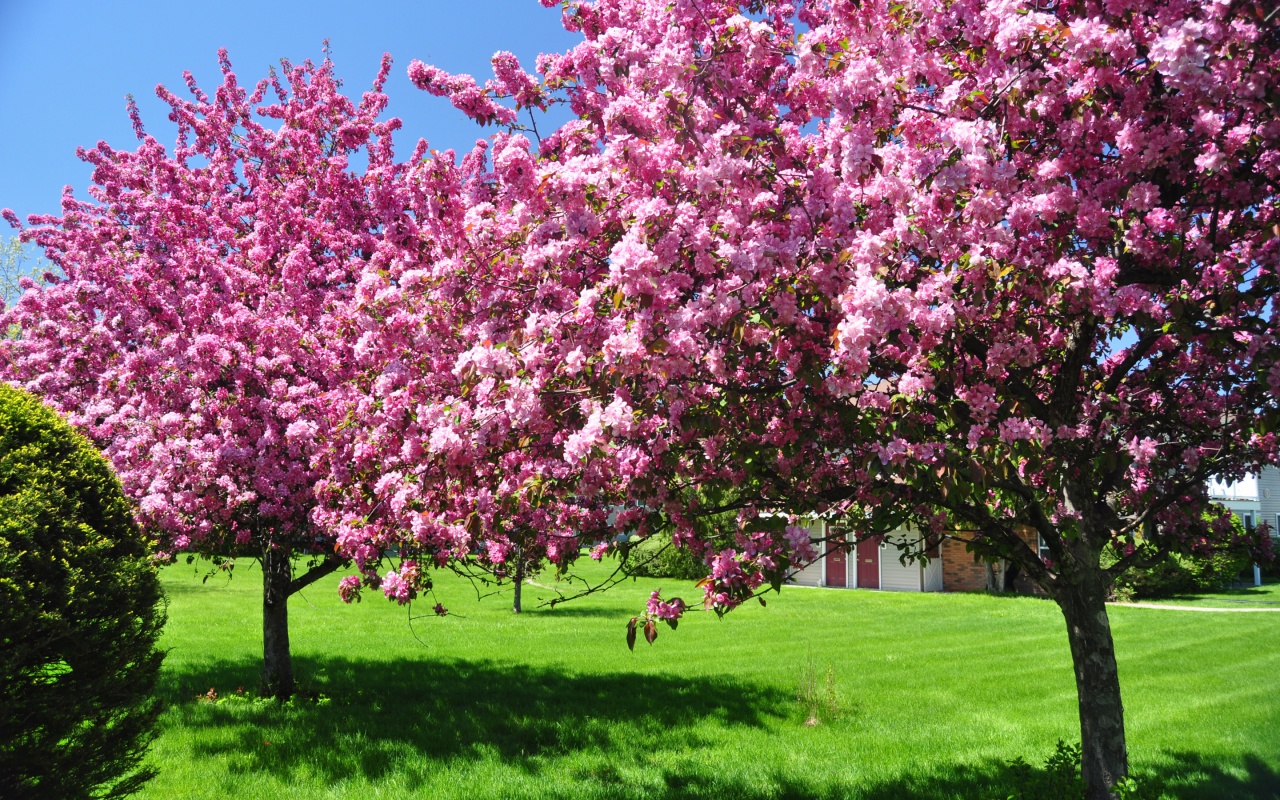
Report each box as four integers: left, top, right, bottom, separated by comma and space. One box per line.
788, 520, 825, 586
923, 555, 944, 592
879, 530, 922, 591
1260, 466, 1280, 535
879, 555, 920, 591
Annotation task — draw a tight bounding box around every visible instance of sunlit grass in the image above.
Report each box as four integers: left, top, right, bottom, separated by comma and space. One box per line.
141, 559, 1280, 799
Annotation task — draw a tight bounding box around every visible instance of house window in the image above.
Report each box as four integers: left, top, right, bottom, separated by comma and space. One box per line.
1036, 534, 1052, 564
1242, 513, 1254, 534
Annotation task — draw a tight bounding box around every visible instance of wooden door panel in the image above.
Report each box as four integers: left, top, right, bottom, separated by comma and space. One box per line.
856, 536, 881, 589
824, 530, 847, 587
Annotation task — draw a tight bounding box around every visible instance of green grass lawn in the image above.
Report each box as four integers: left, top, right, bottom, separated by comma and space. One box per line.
1117, 579, 1280, 608
141, 559, 1280, 799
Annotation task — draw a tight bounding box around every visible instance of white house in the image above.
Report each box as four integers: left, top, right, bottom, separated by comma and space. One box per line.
1211, 466, 1280, 537
1208, 473, 1262, 532
787, 519, 950, 593
1210, 466, 1280, 586
786, 467, 1280, 593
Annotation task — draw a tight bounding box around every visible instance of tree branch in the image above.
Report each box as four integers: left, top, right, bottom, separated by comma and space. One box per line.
288, 553, 348, 596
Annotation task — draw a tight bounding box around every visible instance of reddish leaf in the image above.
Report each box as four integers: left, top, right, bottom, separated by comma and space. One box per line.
644, 620, 658, 645
626, 617, 637, 651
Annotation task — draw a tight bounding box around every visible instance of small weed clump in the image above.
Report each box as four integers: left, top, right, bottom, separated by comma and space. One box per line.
194, 685, 331, 708
796, 653, 843, 726
1004, 740, 1169, 800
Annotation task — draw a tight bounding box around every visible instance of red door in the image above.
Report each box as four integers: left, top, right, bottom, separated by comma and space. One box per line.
856, 536, 881, 589
824, 531, 847, 587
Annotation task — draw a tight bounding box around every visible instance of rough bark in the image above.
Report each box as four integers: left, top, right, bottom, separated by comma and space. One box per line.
261, 547, 294, 700
984, 560, 1008, 592
1053, 572, 1129, 800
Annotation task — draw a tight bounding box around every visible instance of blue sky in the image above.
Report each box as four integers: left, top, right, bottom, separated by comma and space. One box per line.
0, 0, 580, 224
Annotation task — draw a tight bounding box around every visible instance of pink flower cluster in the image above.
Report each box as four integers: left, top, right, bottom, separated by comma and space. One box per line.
645, 591, 685, 621
337, 576, 362, 604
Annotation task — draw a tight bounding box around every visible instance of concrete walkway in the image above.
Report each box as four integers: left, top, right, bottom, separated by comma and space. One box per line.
1108, 602, 1280, 613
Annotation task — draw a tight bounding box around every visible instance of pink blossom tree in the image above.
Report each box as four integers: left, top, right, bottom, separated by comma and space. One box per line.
0, 51, 411, 699
309, 129, 619, 613
329, 1, 1278, 796
309, 46, 650, 612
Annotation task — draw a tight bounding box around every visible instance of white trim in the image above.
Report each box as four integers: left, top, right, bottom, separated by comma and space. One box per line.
820, 521, 827, 587
851, 532, 859, 589
878, 537, 883, 590
910, 524, 923, 591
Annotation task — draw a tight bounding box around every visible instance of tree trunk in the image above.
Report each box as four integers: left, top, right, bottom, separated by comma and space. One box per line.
984, 560, 1007, 592
512, 550, 525, 614
1054, 574, 1128, 799
261, 548, 294, 700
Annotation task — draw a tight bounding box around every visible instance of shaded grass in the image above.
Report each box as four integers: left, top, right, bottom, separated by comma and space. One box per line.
143, 560, 1280, 799
1126, 579, 1280, 608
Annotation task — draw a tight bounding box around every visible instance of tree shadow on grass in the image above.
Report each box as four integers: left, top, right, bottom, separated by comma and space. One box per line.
658, 750, 1280, 800
1150, 752, 1280, 800
519, 604, 640, 618
156, 658, 1279, 799
159, 655, 790, 787
1159, 586, 1280, 605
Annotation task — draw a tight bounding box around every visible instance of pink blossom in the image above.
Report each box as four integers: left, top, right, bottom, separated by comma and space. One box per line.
338, 576, 362, 604
710, 550, 743, 584
381, 569, 412, 604
1126, 437, 1160, 469
646, 591, 686, 621
1149, 20, 1209, 81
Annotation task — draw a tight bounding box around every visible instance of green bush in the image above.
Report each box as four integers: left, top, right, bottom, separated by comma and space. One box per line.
1109, 510, 1253, 600
0, 384, 166, 799
621, 535, 708, 581
1113, 551, 1249, 600
1262, 547, 1280, 580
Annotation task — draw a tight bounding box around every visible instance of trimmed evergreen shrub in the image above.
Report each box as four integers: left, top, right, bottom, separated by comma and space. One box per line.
0, 384, 166, 799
